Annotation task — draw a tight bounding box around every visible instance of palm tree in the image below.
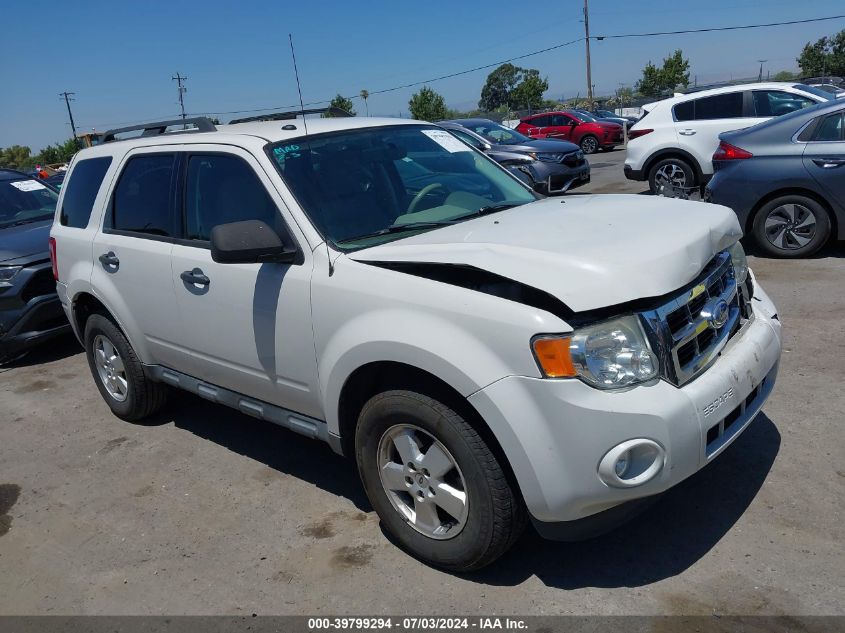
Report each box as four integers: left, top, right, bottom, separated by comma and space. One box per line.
360, 89, 370, 116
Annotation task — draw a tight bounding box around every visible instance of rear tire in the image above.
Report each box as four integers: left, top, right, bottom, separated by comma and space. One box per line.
648, 157, 695, 195
355, 390, 526, 571
84, 314, 167, 421
751, 195, 831, 258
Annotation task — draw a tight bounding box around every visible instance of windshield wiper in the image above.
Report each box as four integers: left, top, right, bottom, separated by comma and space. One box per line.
474, 202, 521, 216
337, 220, 458, 244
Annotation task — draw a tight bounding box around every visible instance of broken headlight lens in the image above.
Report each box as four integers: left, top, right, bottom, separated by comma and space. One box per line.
569, 315, 658, 389
729, 242, 748, 284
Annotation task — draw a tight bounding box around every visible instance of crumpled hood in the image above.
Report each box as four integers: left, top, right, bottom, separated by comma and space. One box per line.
0, 219, 51, 264
350, 195, 742, 313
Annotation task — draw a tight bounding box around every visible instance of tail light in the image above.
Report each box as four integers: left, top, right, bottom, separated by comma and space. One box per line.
628, 128, 653, 140
48, 237, 58, 281
713, 141, 753, 161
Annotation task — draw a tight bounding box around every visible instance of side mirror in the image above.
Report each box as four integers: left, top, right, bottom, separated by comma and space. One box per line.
211, 220, 299, 264
481, 142, 493, 151
569, 120, 579, 127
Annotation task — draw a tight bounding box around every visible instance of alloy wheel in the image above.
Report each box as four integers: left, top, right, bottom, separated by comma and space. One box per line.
377, 424, 469, 540
764, 203, 817, 251
654, 162, 688, 191
93, 334, 128, 402
581, 136, 598, 154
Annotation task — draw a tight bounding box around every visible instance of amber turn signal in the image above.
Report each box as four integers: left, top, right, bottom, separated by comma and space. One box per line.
532, 337, 576, 378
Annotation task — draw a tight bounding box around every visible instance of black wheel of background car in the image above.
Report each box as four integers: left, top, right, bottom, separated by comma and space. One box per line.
648, 157, 696, 195
84, 313, 167, 421
751, 195, 831, 258
355, 390, 526, 571
579, 135, 599, 154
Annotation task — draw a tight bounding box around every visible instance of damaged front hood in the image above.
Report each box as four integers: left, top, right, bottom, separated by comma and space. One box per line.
349, 195, 742, 313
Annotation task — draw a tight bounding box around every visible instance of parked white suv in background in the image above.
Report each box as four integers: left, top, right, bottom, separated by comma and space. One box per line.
50, 115, 782, 570
625, 82, 832, 193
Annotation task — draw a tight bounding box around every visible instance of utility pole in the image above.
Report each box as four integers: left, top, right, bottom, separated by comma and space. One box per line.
59, 92, 79, 146
172, 72, 188, 123
583, 0, 593, 106
757, 60, 767, 82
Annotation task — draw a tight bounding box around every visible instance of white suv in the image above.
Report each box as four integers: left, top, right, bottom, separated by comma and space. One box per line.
625, 82, 831, 193
50, 115, 782, 570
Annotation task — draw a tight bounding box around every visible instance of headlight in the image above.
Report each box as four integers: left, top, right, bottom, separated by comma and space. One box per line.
532, 315, 658, 389
729, 242, 748, 284
0, 266, 22, 283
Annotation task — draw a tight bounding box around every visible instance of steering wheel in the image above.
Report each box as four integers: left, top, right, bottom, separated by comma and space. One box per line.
408, 183, 445, 214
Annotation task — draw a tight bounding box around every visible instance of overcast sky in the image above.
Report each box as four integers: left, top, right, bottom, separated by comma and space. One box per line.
2, 0, 843, 150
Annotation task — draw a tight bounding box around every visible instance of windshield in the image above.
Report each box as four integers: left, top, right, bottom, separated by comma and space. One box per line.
461, 121, 530, 145
0, 178, 58, 228
571, 111, 598, 122
793, 84, 835, 101
268, 125, 537, 250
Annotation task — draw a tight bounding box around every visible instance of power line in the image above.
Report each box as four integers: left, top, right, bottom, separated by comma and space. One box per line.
596, 15, 845, 40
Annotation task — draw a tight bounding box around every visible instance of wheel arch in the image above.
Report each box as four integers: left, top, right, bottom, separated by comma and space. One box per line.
335, 360, 524, 505
70, 290, 151, 362
643, 148, 704, 184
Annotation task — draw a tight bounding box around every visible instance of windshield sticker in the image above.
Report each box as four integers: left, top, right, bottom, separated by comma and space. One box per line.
421, 129, 471, 153
273, 144, 301, 159
10, 180, 47, 192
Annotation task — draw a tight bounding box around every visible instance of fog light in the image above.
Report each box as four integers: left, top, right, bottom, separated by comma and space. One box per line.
598, 439, 665, 488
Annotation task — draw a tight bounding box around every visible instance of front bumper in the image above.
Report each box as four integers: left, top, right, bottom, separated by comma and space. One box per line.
468, 279, 782, 533
522, 161, 590, 195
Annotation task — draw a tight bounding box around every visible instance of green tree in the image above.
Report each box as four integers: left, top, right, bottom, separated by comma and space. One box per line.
0, 145, 33, 170
324, 94, 356, 117
478, 63, 549, 111
636, 61, 662, 97
509, 69, 549, 110
636, 50, 690, 97
797, 30, 845, 76
660, 49, 690, 91
359, 89, 370, 116
409, 86, 448, 121
479, 63, 521, 110
773, 70, 797, 81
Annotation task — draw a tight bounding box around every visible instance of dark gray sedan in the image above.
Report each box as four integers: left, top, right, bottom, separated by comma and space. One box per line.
705, 99, 845, 257
438, 119, 590, 195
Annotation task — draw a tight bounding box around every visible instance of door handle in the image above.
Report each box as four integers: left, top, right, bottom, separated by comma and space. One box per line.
812, 158, 845, 168
678, 129, 697, 136
98, 251, 119, 267
180, 268, 210, 286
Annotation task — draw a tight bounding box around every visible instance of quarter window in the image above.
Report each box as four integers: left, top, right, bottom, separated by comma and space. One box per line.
527, 115, 551, 127
185, 154, 279, 242
112, 154, 176, 237
60, 157, 112, 228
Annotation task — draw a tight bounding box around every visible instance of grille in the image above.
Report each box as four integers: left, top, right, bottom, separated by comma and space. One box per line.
21, 269, 57, 303
640, 252, 752, 386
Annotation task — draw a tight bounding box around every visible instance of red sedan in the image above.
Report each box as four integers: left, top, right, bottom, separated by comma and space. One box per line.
516, 110, 623, 154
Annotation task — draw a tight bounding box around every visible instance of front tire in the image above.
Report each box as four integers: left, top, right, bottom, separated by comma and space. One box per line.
579, 135, 599, 154
84, 314, 167, 421
355, 390, 525, 571
751, 195, 831, 258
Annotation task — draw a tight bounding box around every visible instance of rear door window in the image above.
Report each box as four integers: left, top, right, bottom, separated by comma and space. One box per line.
692, 92, 743, 120
60, 157, 112, 228
527, 115, 551, 127
111, 154, 177, 238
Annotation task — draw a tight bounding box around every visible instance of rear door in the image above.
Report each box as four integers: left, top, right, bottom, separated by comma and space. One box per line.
521, 114, 551, 138
168, 146, 320, 416
673, 91, 753, 176
547, 114, 576, 142
90, 150, 182, 367
802, 110, 845, 220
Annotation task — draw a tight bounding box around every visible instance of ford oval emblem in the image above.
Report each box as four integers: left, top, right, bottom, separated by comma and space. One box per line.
702, 298, 730, 329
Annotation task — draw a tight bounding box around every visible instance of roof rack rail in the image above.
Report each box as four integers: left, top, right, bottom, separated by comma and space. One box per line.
101, 117, 217, 143
229, 106, 352, 124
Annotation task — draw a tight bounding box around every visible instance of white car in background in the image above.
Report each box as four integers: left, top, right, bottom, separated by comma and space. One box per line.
624, 82, 833, 193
